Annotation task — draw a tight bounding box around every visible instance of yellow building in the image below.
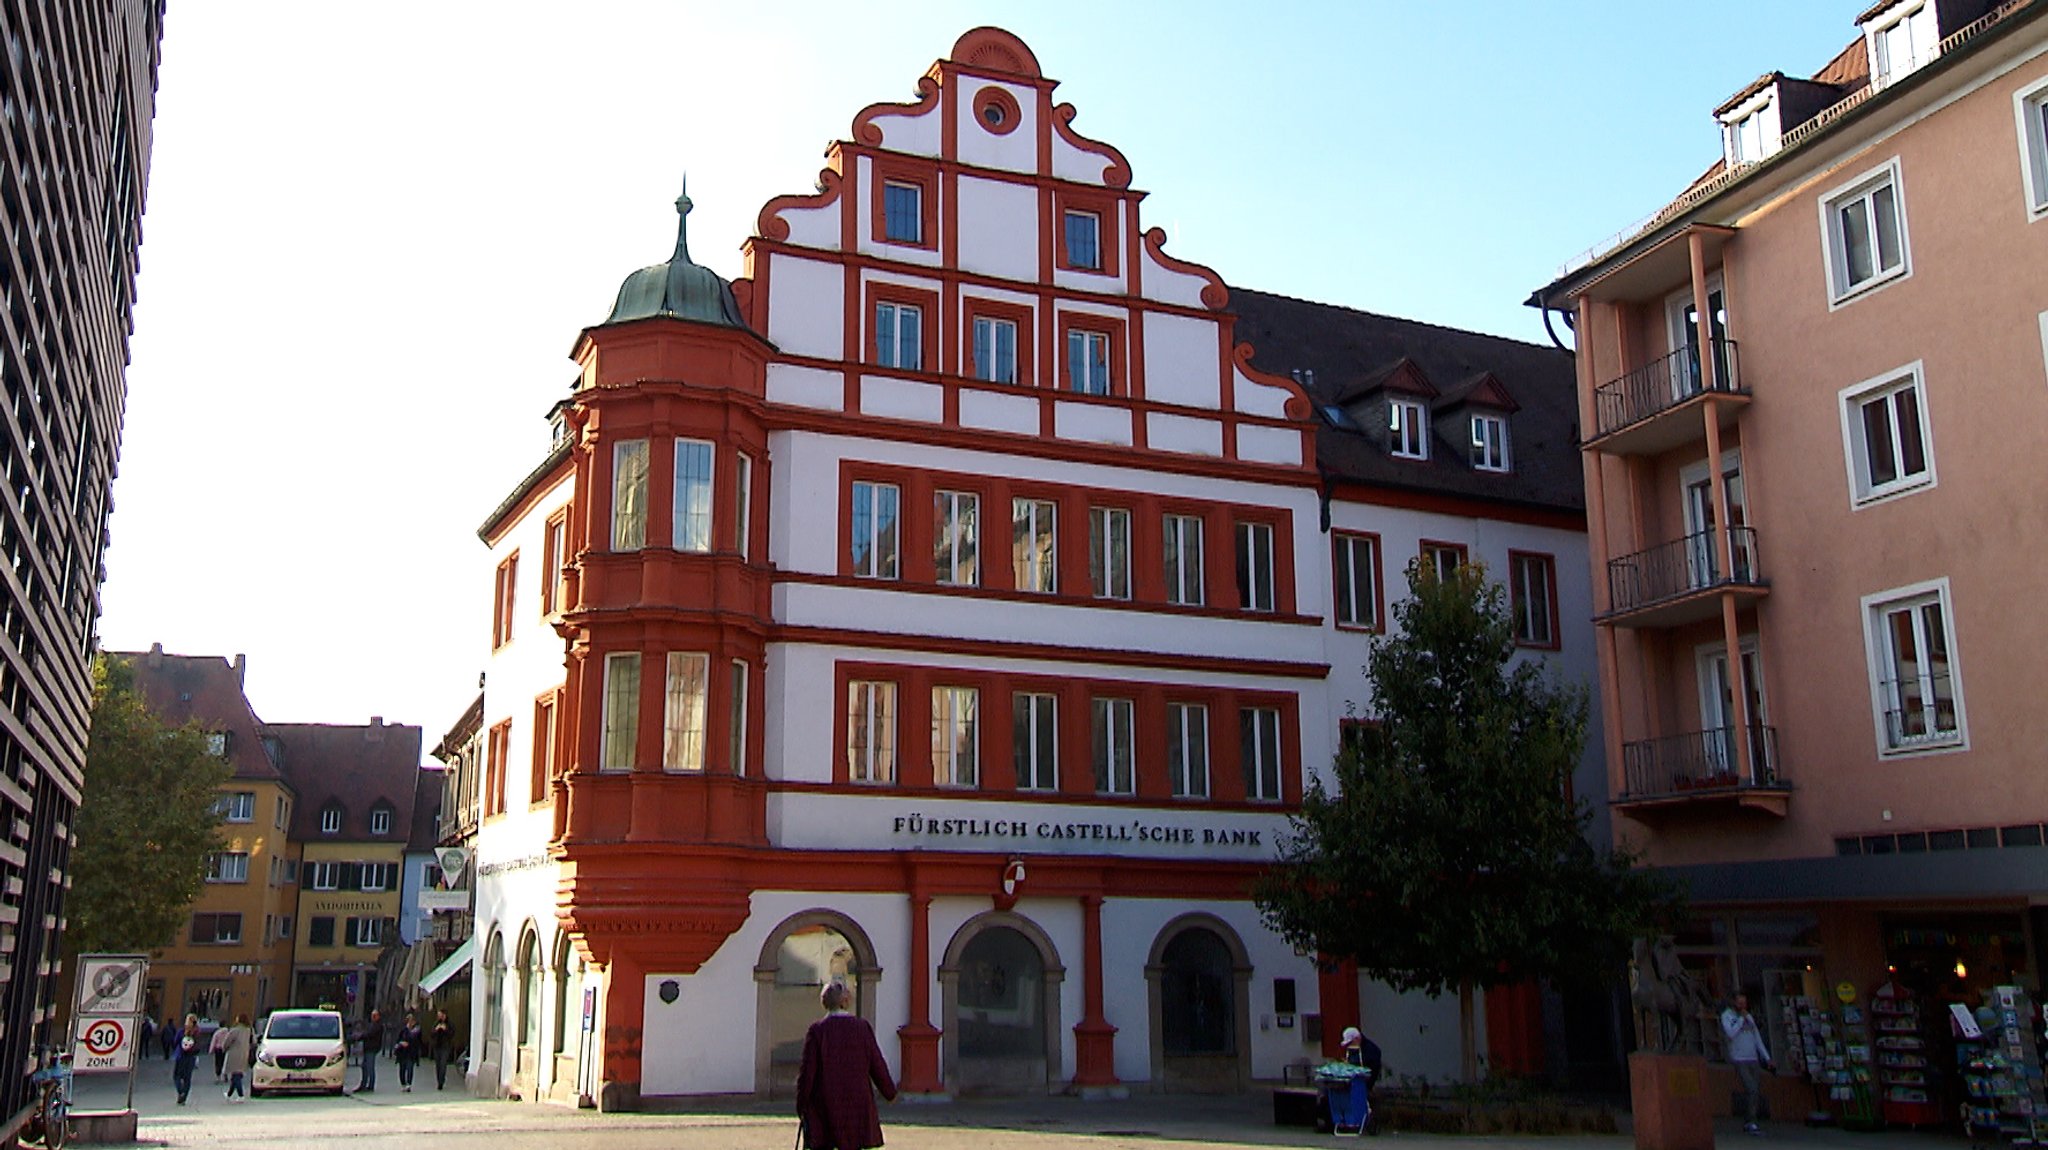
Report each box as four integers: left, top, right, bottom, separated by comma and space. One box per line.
270, 719, 423, 1022
120, 648, 301, 1025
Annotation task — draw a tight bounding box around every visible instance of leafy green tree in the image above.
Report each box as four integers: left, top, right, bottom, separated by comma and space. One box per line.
1255, 561, 1677, 1082
65, 656, 232, 955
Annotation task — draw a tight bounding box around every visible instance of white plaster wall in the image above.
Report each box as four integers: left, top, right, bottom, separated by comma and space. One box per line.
1235, 425, 1303, 468
1358, 979, 1484, 1086
1142, 313, 1221, 408
957, 388, 1038, 435
765, 363, 844, 412
467, 857, 563, 1089
871, 102, 942, 158
860, 376, 944, 423
954, 79, 1038, 173
956, 177, 1040, 282
1139, 244, 1212, 308
1052, 401, 1131, 446
1232, 366, 1294, 419
772, 199, 842, 251
1050, 127, 1112, 186
1145, 412, 1222, 457
853, 156, 943, 268
766, 255, 845, 359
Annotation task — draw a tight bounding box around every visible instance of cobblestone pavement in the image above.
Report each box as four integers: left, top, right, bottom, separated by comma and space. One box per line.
76, 1062, 1973, 1149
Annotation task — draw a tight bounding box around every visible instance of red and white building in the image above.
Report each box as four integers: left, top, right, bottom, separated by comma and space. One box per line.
468, 28, 1600, 1106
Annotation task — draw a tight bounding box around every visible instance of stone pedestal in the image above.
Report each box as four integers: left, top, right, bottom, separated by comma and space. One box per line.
70, 1109, 138, 1144
1630, 1051, 1715, 1150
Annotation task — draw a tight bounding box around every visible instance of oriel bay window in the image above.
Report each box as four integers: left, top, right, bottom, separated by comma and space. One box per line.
734, 452, 754, 560
1164, 513, 1204, 606
1240, 707, 1284, 801
1089, 506, 1131, 600
1012, 498, 1056, 593
1013, 692, 1057, 791
729, 660, 749, 774
601, 652, 641, 771
850, 480, 901, 579
612, 439, 649, 550
934, 490, 980, 586
663, 652, 710, 771
673, 439, 714, 553
1167, 703, 1209, 799
1092, 697, 1136, 795
931, 686, 980, 788
847, 680, 898, 783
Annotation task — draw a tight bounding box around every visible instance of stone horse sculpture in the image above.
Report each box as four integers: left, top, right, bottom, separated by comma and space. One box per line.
1629, 936, 1716, 1054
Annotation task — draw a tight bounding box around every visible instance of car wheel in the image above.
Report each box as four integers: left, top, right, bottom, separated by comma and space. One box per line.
329, 1086, 346, 1097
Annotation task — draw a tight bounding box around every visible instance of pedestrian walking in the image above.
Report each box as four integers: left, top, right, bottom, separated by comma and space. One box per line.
393, 1012, 424, 1092
353, 1009, 384, 1093
796, 981, 897, 1150
430, 1009, 454, 1090
221, 1015, 252, 1102
171, 1013, 201, 1105
209, 1021, 229, 1081
139, 1015, 156, 1060
1721, 992, 1774, 1136
159, 1015, 179, 1062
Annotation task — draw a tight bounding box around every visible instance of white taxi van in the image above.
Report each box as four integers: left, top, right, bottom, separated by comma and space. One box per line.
249, 1009, 348, 1096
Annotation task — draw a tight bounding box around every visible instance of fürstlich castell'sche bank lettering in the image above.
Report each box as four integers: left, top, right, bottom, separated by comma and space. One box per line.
467, 28, 1599, 1106
0, 0, 164, 1137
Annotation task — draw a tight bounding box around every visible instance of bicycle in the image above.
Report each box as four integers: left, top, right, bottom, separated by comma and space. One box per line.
20, 1045, 73, 1149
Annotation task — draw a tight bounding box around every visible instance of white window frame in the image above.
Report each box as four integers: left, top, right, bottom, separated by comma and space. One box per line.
1510, 553, 1558, 648
611, 438, 650, 551
1470, 414, 1510, 472
1012, 498, 1056, 594
1867, 1, 1938, 88
1088, 507, 1131, 600
1333, 532, 1379, 630
1241, 706, 1284, 802
352, 916, 385, 948
369, 807, 392, 835
601, 651, 641, 772
1861, 577, 1967, 757
205, 852, 249, 884
1166, 702, 1209, 799
309, 861, 341, 891
1234, 521, 1276, 613
973, 316, 1019, 384
850, 480, 900, 580
2014, 74, 2048, 222
846, 680, 897, 783
318, 805, 341, 835
1163, 513, 1204, 606
734, 452, 753, 562
1092, 697, 1136, 795
1818, 158, 1911, 307
206, 731, 228, 757
1013, 692, 1058, 791
673, 438, 715, 553
663, 651, 710, 772
217, 791, 255, 823
1837, 361, 1936, 507
1068, 329, 1110, 395
875, 299, 923, 370
934, 490, 980, 586
360, 862, 392, 892
930, 686, 980, 788
1390, 399, 1429, 459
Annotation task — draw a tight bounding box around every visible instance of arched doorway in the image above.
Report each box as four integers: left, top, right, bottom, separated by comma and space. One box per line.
481, 930, 506, 1082
940, 912, 1063, 1094
549, 933, 583, 1101
514, 925, 543, 1091
1146, 914, 1252, 1092
753, 911, 881, 1097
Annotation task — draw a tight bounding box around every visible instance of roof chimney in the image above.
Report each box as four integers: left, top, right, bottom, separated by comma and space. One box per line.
232, 653, 246, 685
366, 716, 384, 743
147, 642, 163, 668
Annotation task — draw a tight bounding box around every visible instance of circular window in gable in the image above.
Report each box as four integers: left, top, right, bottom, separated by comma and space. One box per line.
974, 86, 1022, 136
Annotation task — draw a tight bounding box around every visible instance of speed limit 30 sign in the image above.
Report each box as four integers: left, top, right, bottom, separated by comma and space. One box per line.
72, 1013, 137, 1072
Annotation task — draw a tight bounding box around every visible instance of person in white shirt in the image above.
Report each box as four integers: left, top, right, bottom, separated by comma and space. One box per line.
1720, 993, 1774, 1135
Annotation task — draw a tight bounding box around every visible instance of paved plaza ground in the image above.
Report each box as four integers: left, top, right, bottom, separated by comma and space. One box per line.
67, 1061, 1978, 1149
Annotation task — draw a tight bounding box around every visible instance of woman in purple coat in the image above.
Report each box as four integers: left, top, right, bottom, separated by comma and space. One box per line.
796, 982, 897, 1150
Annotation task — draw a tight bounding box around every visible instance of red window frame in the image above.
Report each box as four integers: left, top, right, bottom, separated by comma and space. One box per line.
1055, 311, 1126, 397
962, 296, 1036, 387
871, 157, 938, 251
1053, 187, 1121, 276
864, 280, 941, 374
491, 551, 518, 649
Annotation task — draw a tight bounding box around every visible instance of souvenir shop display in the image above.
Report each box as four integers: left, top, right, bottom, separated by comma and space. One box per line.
1957, 986, 2047, 1145
1871, 979, 1938, 1127
1777, 973, 1877, 1129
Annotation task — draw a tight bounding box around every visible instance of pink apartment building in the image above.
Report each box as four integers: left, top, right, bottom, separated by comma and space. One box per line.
1532, 0, 2048, 1125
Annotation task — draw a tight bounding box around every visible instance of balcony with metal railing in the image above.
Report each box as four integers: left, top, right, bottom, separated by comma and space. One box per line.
1602, 526, 1766, 627
1587, 340, 1750, 456
1878, 675, 1962, 753
1616, 725, 1789, 815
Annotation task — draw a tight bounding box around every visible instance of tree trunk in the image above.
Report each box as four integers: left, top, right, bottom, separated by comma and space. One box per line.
1458, 979, 1479, 1083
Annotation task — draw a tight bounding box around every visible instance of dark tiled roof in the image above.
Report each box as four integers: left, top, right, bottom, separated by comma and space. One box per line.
111, 648, 284, 784
407, 766, 445, 851
1812, 36, 1872, 88
266, 720, 425, 843
1227, 287, 1583, 514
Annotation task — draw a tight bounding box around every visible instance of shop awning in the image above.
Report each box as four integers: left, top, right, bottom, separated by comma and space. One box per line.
417, 937, 475, 995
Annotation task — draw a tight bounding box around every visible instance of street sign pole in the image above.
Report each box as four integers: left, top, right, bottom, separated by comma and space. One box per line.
71, 953, 150, 1114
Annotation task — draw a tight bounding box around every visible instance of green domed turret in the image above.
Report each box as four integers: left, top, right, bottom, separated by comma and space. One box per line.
602, 186, 748, 329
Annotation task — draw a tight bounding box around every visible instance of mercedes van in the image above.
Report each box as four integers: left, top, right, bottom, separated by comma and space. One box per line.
249, 1009, 348, 1096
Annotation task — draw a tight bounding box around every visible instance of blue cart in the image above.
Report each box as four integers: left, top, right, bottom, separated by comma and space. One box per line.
1317, 1067, 1373, 1136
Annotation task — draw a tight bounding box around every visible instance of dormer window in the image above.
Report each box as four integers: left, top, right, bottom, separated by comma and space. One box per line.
1470, 415, 1510, 472
320, 805, 342, 835
369, 806, 393, 836
1867, 1, 1938, 88
206, 731, 229, 757
1390, 400, 1429, 460
1718, 89, 1780, 167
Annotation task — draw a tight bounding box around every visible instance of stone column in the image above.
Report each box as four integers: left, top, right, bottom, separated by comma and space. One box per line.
896, 893, 944, 1095
1071, 893, 1121, 1094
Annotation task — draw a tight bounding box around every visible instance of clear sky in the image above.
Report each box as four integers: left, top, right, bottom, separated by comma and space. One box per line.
97, 2, 1865, 750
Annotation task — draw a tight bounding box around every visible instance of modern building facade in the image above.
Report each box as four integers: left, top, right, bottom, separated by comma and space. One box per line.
467, 27, 1606, 1107
0, 0, 164, 1131
118, 647, 301, 1026
1531, 0, 2048, 1118
272, 719, 426, 1022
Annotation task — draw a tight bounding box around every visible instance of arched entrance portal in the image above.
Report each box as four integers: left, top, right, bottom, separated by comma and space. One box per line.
940, 913, 1064, 1094
754, 911, 881, 1097
1146, 914, 1252, 1092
